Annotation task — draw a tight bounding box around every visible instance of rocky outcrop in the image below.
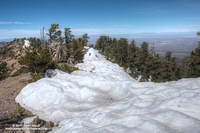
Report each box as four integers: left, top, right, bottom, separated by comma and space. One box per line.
0, 42, 27, 75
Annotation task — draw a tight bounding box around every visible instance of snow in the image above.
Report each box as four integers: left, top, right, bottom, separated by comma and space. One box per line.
23, 40, 31, 49
16, 48, 200, 133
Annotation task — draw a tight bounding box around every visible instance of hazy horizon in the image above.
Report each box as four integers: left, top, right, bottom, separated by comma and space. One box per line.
0, 31, 199, 41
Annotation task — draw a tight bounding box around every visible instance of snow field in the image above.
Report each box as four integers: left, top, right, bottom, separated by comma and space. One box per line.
16, 48, 200, 133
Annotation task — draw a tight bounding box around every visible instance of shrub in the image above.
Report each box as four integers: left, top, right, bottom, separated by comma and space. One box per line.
10, 104, 26, 118
28, 73, 43, 83
16, 104, 26, 116
58, 63, 79, 73
19, 47, 56, 73
0, 61, 8, 80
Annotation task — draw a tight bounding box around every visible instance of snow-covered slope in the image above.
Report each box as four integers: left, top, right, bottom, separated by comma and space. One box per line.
16, 48, 200, 133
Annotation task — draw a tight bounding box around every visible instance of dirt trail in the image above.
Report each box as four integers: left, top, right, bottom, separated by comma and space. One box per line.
0, 73, 31, 120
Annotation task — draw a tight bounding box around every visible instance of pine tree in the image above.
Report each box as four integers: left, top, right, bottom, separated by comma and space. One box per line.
82, 34, 89, 46
136, 42, 150, 81
127, 40, 138, 77
165, 51, 172, 61
117, 38, 128, 66
183, 33, 200, 77
96, 36, 110, 54
148, 55, 162, 81
69, 38, 85, 63
128, 40, 137, 63
184, 43, 200, 77
152, 51, 181, 82
94, 36, 187, 82
64, 28, 74, 44
47, 24, 62, 43
111, 38, 118, 61
141, 42, 149, 57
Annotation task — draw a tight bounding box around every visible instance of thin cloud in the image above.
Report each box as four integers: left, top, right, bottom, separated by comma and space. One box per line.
72, 28, 142, 35
0, 29, 39, 39
72, 28, 198, 35
0, 21, 32, 25
189, 24, 200, 28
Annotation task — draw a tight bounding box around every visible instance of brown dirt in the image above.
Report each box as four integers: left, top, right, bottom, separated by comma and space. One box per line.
0, 73, 32, 120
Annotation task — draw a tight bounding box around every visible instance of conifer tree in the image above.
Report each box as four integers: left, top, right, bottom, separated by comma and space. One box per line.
64, 28, 74, 44
96, 36, 110, 53
116, 38, 128, 66
184, 43, 200, 77
111, 38, 118, 61
47, 24, 62, 43
165, 51, 172, 61
135, 42, 150, 81
82, 34, 89, 46
183, 32, 200, 77
94, 36, 187, 82
128, 40, 138, 76
141, 42, 149, 57
158, 52, 180, 81
67, 38, 85, 63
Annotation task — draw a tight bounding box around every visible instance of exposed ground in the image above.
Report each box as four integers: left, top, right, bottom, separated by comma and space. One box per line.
0, 73, 32, 120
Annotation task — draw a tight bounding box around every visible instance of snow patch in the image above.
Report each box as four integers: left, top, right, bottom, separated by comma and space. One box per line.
23, 40, 31, 49
16, 48, 200, 133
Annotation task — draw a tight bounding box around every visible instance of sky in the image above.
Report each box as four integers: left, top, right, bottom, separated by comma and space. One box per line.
0, 0, 200, 39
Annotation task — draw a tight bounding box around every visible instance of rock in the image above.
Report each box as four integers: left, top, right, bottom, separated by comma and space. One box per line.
45, 69, 57, 78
